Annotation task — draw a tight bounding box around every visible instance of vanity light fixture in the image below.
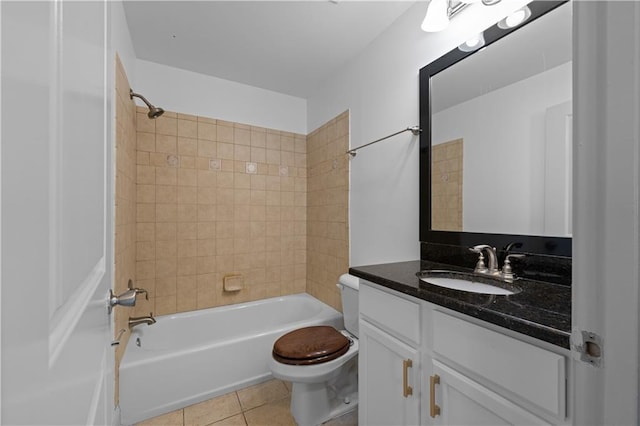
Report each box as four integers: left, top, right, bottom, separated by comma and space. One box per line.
422, 0, 502, 33
421, 0, 450, 32
497, 6, 532, 29
458, 32, 485, 52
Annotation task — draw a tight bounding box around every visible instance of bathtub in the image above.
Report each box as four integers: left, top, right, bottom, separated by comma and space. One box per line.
119, 293, 343, 425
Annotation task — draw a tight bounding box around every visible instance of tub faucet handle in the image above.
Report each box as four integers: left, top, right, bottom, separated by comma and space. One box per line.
107, 280, 150, 314
134, 288, 149, 301
128, 278, 149, 300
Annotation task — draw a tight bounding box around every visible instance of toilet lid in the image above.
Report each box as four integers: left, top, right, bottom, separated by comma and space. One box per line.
272, 326, 350, 365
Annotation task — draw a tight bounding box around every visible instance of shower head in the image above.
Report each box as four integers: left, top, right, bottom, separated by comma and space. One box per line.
130, 89, 165, 119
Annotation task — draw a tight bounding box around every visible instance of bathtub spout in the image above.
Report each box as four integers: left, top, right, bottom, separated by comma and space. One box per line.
128, 313, 156, 329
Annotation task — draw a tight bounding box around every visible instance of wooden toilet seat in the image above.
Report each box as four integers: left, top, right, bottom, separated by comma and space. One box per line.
272, 326, 350, 365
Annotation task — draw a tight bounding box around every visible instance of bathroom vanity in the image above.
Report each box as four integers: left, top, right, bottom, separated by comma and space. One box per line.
352, 1, 574, 424
351, 260, 571, 426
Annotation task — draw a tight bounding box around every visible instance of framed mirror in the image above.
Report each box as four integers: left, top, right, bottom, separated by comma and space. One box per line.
419, 0, 571, 256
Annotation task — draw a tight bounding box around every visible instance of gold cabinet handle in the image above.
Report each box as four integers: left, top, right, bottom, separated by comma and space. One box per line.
430, 374, 441, 418
402, 359, 413, 397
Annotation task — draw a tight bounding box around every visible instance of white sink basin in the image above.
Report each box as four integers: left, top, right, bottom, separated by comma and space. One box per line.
420, 276, 516, 295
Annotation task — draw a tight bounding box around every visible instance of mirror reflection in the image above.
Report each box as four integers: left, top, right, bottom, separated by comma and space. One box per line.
430, 2, 572, 237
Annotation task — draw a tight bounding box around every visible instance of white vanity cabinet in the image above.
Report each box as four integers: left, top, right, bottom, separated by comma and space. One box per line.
424, 309, 567, 425
358, 280, 570, 426
359, 283, 422, 425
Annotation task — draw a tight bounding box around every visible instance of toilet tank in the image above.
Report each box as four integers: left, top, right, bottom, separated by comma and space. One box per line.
337, 274, 360, 338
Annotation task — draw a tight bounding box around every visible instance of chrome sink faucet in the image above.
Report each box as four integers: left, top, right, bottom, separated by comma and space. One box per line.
469, 244, 500, 276
469, 244, 525, 281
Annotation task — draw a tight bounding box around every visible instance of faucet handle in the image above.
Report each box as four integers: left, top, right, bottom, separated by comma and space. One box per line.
134, 288, 149, 300
472, 252, 489, 274
501, 254, 526, 281
469, 244, 490, 253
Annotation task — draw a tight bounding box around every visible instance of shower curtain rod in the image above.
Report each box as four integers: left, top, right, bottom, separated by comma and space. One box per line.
346, 126, 422, 157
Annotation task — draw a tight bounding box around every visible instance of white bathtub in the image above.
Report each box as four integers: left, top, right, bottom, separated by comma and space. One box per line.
119, 293, 343, 425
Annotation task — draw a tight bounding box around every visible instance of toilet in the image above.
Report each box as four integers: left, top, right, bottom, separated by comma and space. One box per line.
269, 274, 359, 425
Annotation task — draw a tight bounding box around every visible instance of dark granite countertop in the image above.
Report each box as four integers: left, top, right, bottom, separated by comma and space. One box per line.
349, 260, 571, 349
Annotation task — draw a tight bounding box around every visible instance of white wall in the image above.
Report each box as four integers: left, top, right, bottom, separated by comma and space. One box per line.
433, 62, 571, 236
134, 59, 307, 134
307, 0, 528, 266
110, 1, 136, 84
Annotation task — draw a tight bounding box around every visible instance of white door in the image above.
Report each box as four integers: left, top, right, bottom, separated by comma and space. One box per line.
1, 1, 113, 424
572, 2, 640, 425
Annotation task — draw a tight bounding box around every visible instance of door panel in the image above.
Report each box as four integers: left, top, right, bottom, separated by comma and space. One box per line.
359, 320, 420, 426
432, 361, 549, 426
1, 1, 112, 424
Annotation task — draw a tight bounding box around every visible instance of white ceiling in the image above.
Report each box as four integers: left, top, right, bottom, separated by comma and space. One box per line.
123, 1, 417, 99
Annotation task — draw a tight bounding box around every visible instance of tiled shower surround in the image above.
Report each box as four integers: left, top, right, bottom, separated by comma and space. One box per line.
130, 108, 349, 316
113, 58, 350, 409
306, 112, 350, 310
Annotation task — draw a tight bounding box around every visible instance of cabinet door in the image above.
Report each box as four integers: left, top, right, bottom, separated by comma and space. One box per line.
359, 320, 420, 426
428, 360, 550, 426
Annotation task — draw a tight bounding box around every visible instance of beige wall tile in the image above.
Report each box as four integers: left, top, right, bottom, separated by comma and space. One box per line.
178, 185, 198, 204
156, 185, 177, 203
178, 240, 198, 258
235, 128, 251, 146
135, 110, 310, 316
137, 165, 156, 185
137, 132, 155, 152
156, 223, 177, 241
217, 124, 234, 143
156, 204, 177, 222
180, 155, 196, 169
177, 204, 198, 222
137, 223, 155, 242
156, 167, 177, 185
178, 137, 198, 156
155, 295, 177, 315
197, 122, 217, 141
156, 115, 177, 136
137, 185, 156, 203
177, 257, 197, 276
266, 132, 281, 151
156, 134, 177, 154
178, 119, 198, 139
137, 203, 156, 223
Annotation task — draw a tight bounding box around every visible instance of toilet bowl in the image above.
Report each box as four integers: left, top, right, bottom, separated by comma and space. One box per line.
269, 274, 360, 426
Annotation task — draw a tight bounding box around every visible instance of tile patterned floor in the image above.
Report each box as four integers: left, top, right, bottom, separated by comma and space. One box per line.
135, 379, 358, 426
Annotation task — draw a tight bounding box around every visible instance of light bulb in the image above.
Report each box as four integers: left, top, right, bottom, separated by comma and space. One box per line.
458, 32, 485, 52
505, 10, 526, 27
466, 37, 481, 47
498, 6, 532, 29
421, 0, 450, 32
